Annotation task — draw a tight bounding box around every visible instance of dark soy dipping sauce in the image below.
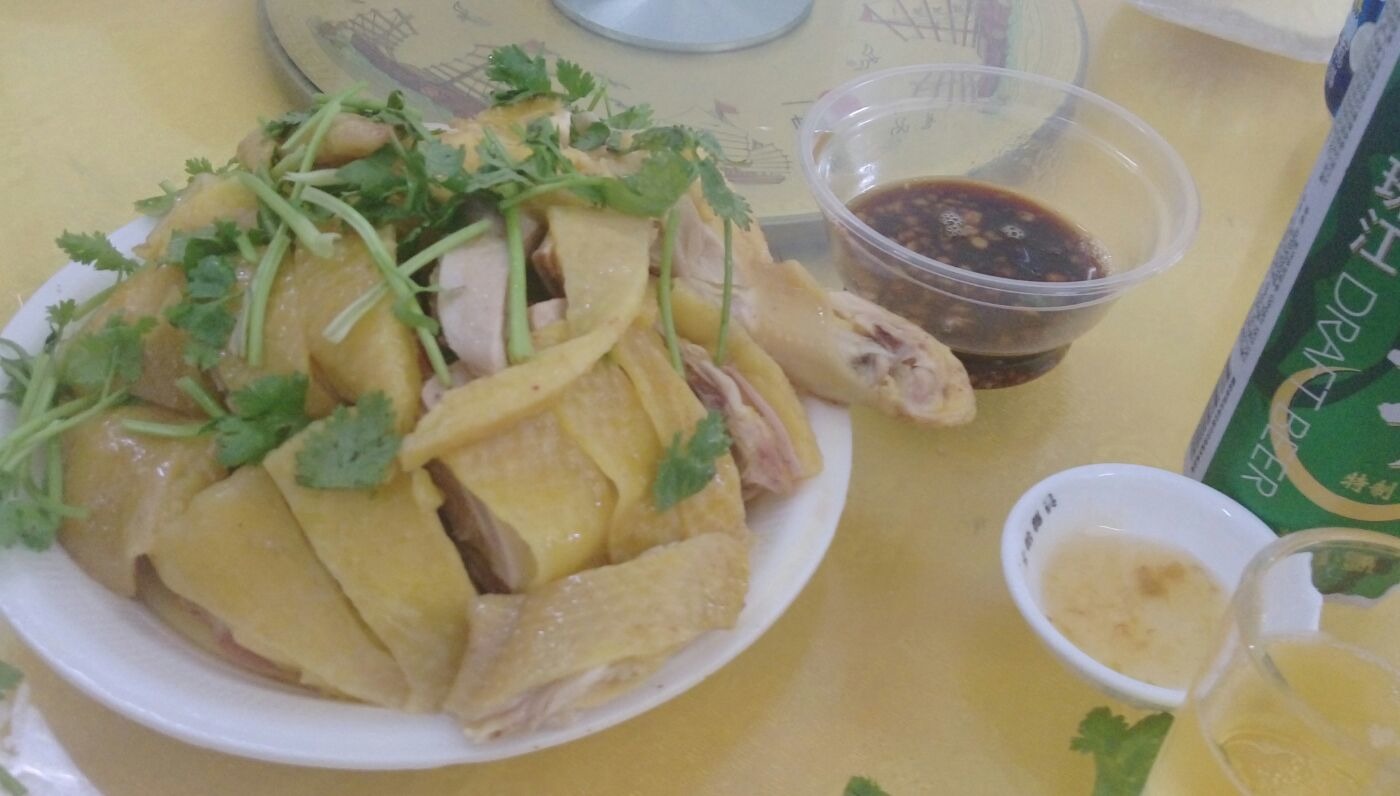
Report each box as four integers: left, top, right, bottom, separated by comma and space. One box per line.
840, 178, 1110, 388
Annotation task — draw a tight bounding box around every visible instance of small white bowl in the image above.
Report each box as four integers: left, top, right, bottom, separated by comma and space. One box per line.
1001, 463, 1278, 709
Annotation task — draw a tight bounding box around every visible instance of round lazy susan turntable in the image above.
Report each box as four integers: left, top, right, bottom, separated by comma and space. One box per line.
260, 0, 1087, 226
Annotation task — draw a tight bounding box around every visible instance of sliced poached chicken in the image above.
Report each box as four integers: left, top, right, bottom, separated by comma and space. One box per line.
443, 532, 748, 738
434, 213, 543, 378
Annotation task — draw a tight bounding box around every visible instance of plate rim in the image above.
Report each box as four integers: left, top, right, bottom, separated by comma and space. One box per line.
0, 218, 854, 769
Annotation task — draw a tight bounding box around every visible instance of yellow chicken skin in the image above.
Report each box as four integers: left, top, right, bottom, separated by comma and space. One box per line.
444, 532, 749, 739
149, 466, 410, 708
59, 405, 226, 597
264, 427, 475, 712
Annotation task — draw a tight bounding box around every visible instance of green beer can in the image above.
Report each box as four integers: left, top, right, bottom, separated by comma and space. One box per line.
1187, 1, 1400, 536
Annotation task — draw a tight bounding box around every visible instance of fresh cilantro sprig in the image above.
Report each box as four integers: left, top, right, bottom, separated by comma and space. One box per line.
556, 59, 596, 103
127, 377, 396, 488
62, 316, 154, 393
256, 87, 476, 381
476, 47, 759, 373
296, 186, 451, 385
605, 103, 654, 131
262, 108, 314, 141
244, 84, 366, 367
55, 232, 139, 278
1071, 707, 1173, 796
322, 217, 492, 345
844, 777, 891, 796
163, 222, 253, 369
652, 410, 732, 511
211, 374, 311, 467
0, 341, 33, 408
122, 374, 311, 469
134, 182, 181, 217
487, 45, 552, 104
0, 225, 166, 551
486, 45, 598, 105
0, 284, 156, 551
134, 157, 227, 217
295, 391, 401, 490
627, 127, 752, 366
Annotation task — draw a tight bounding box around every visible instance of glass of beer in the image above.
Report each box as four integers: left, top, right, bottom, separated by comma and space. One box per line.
1143, 528, 1400, 795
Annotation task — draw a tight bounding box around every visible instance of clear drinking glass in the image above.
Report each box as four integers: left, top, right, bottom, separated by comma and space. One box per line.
1142, 528, 1400, 795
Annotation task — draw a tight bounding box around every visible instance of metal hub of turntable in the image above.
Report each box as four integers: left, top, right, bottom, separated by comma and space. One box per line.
551, 0, 814, 53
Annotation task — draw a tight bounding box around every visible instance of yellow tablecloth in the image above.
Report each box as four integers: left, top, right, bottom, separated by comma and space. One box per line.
0, 1, 1333, 793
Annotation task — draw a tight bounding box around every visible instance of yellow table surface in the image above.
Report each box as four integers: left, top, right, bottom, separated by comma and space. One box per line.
0, 1, 1334, 793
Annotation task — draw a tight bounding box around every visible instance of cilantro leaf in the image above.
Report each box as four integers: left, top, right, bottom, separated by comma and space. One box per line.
134, 181, 181, 217
228, 372, 304, 419
698, 158, 752, 230
418, 138, 467, 186
0, 496, 62, 552
1071, 707, 1174, 796
571, 120, 610, 151
691, 129, 726, 162
211, 373, 310, 467
652, 410, 731, 510
556, 59, 596, 102
467, 131, 532, 194
263, 108, 313, 140
55, 231, 139, 277
336, 145, 405, 202
164, 221, 245, 267
185, 157, 214, 176
607, 103, 654, 131
62, 315, 154, 392
295, 392, 400, 489
45, 300, 79, 338
519, 117, 573, 182
164, 223, 245, 369
0, 340, 33, 406
165, 300, 235, 369
184, 255, 237, 300
844, 777, 891, 796
627, 125, 694, 154
0, 462, 75, 555
600, 150, 696, 217
487, 45, 552, 104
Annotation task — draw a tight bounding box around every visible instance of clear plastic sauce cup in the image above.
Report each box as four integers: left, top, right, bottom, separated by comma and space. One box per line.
799, 64, 1199, 388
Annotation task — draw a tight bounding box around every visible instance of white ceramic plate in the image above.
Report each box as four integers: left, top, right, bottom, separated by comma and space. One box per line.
0, 218, 854, 769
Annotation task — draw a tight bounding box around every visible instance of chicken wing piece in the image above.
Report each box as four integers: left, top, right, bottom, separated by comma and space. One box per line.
668, 192, 974, 426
